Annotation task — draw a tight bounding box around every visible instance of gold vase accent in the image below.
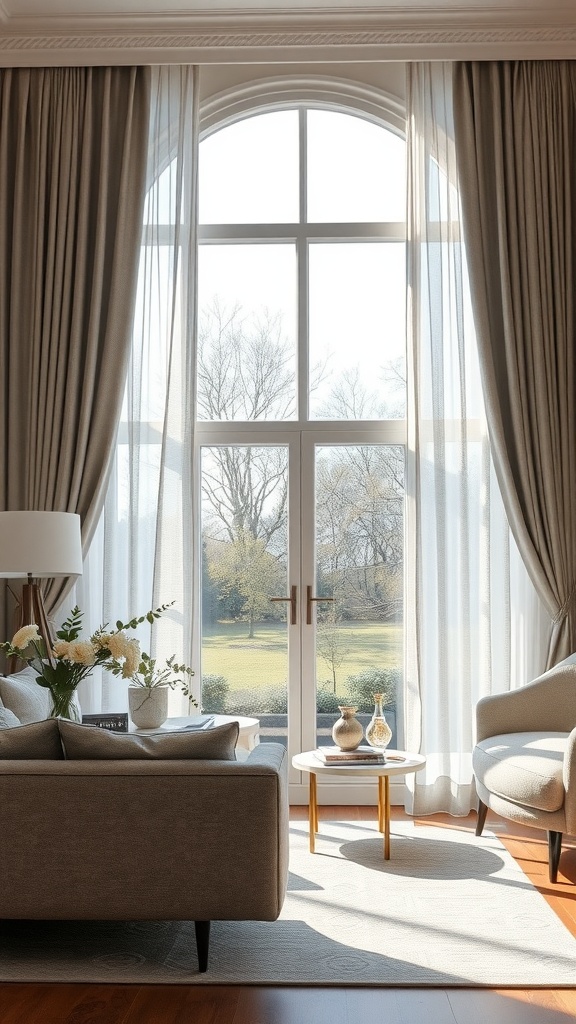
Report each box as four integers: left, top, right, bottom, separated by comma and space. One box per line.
365, 693, 392, 751
332, 705, 363, 751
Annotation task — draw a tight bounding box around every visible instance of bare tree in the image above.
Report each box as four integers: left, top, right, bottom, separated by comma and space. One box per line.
198, 299, 296, 421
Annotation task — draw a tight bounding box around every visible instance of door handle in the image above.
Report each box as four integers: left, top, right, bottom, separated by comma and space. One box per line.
306, 585, 334, 625
269, 584, 297, 625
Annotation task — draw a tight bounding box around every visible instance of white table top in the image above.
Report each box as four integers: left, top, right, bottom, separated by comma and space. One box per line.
292, 749, 426, 778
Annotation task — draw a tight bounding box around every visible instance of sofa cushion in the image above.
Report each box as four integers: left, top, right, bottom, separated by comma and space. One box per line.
0, 666, 52, 723
0, 718, 64, 759
473, 732, 568, 812
0, 667, 81, 724
0, 705, 21, 728
59, 719, 239, 760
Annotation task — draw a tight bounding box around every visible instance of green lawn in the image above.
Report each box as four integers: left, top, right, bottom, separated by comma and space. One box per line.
201, 620, 401, 692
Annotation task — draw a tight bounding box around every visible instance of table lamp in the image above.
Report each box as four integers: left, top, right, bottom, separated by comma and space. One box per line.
0, 511, 83, 656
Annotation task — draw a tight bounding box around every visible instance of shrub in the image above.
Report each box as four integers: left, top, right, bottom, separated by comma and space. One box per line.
345, 668, 399, 714
315, 686, 347, 714
201, 674, 229, 713
224, 683, 287, 715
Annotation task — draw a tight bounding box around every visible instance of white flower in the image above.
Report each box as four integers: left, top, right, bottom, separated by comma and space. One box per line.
107, 632, 131, 659
121, 639, 141, 679
52, 640, 71, 658
66, 641, 97, 666
93, 632, 113, 651
11, 624, 41, 650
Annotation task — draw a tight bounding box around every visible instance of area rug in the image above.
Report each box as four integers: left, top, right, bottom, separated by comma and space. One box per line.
1, 820, 576, 986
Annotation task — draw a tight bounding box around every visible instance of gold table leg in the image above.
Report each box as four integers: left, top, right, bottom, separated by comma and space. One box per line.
378, 775, 391, 859
309, 772, 318, 853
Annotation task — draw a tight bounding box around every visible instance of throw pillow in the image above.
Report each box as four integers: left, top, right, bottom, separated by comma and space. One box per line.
0, 667, 81, 724
0, 706, 21, 729
0, 719, 64, 759
58, 720, 239, 760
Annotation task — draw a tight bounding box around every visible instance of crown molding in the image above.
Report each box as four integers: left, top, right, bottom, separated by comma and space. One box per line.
0, 8, 575, 64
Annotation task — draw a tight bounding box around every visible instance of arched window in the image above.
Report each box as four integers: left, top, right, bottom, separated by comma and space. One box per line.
197, 102, 407, 767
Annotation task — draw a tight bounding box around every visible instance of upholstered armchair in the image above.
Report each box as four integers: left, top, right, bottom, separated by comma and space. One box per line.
473, 662, 576, 882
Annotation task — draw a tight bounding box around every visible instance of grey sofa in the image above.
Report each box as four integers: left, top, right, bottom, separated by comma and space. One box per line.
0, 740, 289, 972
473, 662, 576, 883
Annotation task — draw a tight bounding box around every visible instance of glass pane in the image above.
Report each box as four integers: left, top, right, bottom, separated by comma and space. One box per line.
199, 111, 299, 224
307, 110, 406, 223
314, 445, 404, 749
198, 244, 297, 420
201, 445, 289, 747
309, 243, 406, 420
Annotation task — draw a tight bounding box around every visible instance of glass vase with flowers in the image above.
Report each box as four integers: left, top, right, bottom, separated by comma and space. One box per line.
0, 601, 196, 723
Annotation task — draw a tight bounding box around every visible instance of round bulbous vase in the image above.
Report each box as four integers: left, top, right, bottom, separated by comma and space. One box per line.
128, 686, 169, 729
332, 705, 363, 751
365, 693, 393, 751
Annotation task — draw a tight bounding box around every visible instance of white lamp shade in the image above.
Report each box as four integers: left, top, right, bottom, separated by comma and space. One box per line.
0, 511, 83, 578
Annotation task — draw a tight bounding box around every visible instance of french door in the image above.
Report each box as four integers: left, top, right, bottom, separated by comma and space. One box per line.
198, 426, 405, 803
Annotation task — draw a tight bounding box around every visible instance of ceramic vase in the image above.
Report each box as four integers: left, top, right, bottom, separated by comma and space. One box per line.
365, 693, 393, 751
128, 686, 169, 729
332, 705, 363, 751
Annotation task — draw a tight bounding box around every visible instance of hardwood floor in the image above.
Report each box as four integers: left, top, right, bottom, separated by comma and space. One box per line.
2, 806, 576, 1023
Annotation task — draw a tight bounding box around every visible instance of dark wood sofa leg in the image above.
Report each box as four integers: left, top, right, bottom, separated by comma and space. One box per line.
548, 831, 563, 884
475, 799, 488, 836
195, 920, 211, 973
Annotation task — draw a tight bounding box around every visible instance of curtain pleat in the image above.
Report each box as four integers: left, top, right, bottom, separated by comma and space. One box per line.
0, 66, 150, 636
405, 63, 550, 815
453, 60, 576, 666
75, 66, 199, 715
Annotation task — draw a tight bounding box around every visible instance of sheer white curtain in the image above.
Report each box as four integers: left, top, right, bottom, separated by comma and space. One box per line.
404, 62, 551, 815
68, 66, 199, 715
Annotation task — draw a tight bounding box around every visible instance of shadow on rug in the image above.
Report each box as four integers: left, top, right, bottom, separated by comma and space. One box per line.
1, 821, 575, 986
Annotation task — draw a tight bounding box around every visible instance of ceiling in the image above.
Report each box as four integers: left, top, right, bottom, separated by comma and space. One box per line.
0, 0, 575, 65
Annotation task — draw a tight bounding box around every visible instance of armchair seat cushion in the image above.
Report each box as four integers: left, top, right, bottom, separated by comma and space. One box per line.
473, 732, 569, 812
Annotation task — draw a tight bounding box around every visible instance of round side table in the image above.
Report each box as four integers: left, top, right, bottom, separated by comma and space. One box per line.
292, 749, 426, 859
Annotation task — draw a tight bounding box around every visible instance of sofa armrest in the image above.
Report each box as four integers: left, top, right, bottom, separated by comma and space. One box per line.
244, 742, 288, 772
476, 664, 576, 742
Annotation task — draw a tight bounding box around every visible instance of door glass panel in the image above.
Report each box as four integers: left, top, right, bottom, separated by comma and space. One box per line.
314, 445, 404, 749
198, 244, 297, 420
309, 242, 406, 420
201, 445, 289, 746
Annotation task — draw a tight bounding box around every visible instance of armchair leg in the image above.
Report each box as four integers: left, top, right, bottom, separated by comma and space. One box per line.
475, 799, 488, 836
548, 831, 563, 884
195, 920, 211, 973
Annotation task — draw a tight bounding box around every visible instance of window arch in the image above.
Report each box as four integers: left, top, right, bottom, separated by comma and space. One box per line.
197, 89, 407, 424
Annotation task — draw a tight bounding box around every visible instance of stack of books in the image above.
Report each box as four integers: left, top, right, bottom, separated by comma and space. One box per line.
315, 745, 386, 765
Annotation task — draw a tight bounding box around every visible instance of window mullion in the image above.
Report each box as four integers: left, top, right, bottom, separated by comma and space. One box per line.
298, 108, 309, 423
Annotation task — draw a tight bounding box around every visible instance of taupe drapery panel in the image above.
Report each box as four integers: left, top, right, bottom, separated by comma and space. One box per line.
0, 66, 150, 632
453, 61, 576, 666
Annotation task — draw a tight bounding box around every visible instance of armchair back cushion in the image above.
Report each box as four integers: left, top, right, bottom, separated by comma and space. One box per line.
475, 664, 576, 742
